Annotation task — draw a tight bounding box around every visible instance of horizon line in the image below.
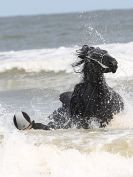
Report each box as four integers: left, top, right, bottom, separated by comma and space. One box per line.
0, 7, 133, 19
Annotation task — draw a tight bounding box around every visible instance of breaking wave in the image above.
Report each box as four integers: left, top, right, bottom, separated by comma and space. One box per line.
0, 42, 133, 80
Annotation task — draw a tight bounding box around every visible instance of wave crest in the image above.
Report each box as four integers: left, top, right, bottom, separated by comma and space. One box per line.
0, 42, 133, 79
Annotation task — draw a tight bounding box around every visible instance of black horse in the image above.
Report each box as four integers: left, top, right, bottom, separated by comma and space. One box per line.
14, 45, 124, 130
43, 45, 124, 129
70, 45, 124, 128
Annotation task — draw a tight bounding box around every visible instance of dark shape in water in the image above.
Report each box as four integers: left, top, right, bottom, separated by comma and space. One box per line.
14, 45, 124, 130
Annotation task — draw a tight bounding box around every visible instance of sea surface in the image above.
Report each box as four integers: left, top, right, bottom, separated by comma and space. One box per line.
0, 9, 133, 177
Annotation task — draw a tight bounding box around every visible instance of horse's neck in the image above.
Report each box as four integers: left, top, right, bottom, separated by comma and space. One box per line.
83, 72, 106, 86
82, 73, 109, 103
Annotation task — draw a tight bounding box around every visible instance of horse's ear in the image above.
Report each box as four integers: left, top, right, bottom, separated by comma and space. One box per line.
94, 48, 107, 55
76, 45, 90, 57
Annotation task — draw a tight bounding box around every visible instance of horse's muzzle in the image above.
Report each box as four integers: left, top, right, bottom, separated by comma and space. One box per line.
111, 63, 118, 73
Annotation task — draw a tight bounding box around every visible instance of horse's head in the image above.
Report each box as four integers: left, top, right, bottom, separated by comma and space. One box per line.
75, 45, 118, 74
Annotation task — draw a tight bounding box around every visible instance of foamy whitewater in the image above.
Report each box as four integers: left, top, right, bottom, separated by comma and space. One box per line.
0, 9, 133, 177
0, 42, 132, 177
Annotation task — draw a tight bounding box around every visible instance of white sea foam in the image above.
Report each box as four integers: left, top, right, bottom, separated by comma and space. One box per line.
0, 42, 133, 177
0, 42, 132, 79
1, 130, 133, 177
0, 47, 75, 73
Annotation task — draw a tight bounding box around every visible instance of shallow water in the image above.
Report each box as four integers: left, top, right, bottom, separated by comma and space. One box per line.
1, 127, 133, 177
0, 42, 132, 177
0, 9, 133, 177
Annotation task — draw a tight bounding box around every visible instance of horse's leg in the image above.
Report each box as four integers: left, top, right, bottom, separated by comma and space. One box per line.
48, 106, 72, 129
70, 83, 86, 117
59, 91, 72, 107
32, 122, 51, 130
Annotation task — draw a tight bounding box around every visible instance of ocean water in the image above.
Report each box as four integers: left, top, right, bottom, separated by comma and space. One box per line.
0, 9, 133, 177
